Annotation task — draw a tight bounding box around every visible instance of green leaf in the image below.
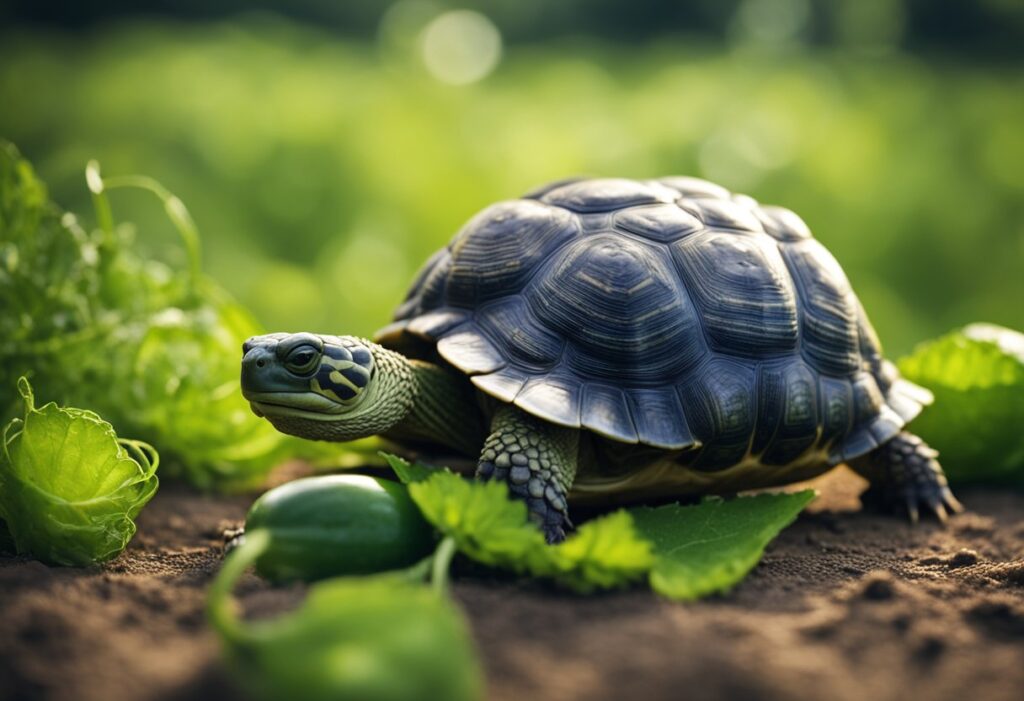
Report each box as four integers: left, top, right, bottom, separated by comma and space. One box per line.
209, 531, 483, 701
382, 452, 444, 484
630, 491, 815, 600
0, 377, 159, 566
406, 468, 653, 591
541, 510, 654, 593
407, 470, 546, 570
898, 323, 1024, 484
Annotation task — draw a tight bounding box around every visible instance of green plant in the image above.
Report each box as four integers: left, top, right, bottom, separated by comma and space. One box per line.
209, 530, 483, 701
0, 377, 159, 565
898, 323, 1024, 484
0, 141, 357, 490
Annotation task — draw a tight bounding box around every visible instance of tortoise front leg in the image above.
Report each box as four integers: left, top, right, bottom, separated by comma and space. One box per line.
476, 405, 578, 543
849, 431, 964, 523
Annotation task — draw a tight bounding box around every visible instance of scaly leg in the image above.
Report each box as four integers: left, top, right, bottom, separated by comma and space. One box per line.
476, 405, 578, 543
849, 431, 964, 523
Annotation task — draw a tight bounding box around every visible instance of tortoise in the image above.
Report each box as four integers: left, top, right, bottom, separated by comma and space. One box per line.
241, 177, 962, 542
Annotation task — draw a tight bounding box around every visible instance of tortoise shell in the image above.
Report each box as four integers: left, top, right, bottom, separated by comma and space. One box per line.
376, 177, 932, 469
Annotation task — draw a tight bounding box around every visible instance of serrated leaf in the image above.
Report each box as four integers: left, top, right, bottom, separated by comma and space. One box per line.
406, 467, 653, 591
407, 470, 546, 570
382, 452, 444, 484
542, 510, 654, 593
898, 323, 1024, 484
630, 491, 815, 601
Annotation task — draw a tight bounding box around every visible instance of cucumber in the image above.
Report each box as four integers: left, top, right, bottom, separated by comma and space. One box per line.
243, 474, 436, 582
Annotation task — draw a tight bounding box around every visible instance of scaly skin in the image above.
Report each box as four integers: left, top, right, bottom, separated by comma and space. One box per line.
849, 431, 964, 523
476, 405, 578, 543
384, 359, 487, 458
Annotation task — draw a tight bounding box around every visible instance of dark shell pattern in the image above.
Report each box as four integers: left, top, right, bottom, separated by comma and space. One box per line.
377, 177, 932, 469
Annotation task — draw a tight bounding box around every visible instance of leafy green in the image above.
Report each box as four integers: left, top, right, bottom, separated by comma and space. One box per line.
898, 323, 1024, 484
400, 464, 652, 592
538, 510, 655, 593
630, 491, 816, 600
382, 452, 443, 484
392, 456, 811, 596
209, 530, 483, 701
0, 377, 159, 565
0, 141, 342, 489
407, 468, 548, 570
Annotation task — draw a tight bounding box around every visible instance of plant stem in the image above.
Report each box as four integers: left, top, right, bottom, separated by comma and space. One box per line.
85, 160, 114, 237
101, 175, 204, 295
431, 536, 457, 594
207, 529, 271, 643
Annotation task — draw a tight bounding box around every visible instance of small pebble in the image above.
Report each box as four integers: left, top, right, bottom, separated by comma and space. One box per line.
948, 549, 980, 568
861, 573, 897, 601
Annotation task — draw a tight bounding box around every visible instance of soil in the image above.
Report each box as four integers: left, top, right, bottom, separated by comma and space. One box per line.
1, 467, 1023, 701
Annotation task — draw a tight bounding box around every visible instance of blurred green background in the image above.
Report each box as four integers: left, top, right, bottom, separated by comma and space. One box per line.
1, 0, 1022, 356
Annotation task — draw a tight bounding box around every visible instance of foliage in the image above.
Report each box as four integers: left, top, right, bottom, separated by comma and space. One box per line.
394, 456, 653, 593
0, 377, 159, 565
388, 454, 811, 597
208, 530, 483, 701
0, 22, 1021, 356
382, 452, 441, 484
898, 323, 1024, 484
630, 492, 816, 600
0, 141, 342, 489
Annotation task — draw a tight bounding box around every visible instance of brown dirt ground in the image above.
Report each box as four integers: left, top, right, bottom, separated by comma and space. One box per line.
1, 467, 1023, 701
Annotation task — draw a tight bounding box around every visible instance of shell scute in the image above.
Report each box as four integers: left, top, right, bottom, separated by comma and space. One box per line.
612, 204, 703, 243
782, 239, 860, 376
756, 361, 821, 466
656, 176, 731, 200
436, 329, 505, 375
671, 231, 799, 357
514, 374, 581, 428
445, 200, 580, 307
680, 359, 756, 470
476, 297, 564, 369
627, 388, 696, 450
580, 384, 639, 444
680, 198, 764, 232
754, 205, 812, 242
541, 178, 675, 213
471, 368, 528, 403
526, 233, 705, 382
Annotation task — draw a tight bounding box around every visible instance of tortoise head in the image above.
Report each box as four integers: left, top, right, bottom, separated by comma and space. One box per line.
241, 333, 412, 442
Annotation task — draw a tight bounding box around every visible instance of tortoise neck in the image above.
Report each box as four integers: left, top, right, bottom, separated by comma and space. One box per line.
385, 360, 487, 458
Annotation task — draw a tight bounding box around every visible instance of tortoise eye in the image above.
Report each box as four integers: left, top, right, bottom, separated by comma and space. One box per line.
285, 345, 319, 373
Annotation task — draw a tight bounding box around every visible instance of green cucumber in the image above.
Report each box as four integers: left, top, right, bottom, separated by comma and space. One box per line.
242, 474, 436, 582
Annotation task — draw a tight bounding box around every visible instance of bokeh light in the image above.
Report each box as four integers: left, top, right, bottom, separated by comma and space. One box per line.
419, 10, 502, 85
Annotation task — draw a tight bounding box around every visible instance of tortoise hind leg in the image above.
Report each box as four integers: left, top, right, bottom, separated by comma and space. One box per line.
848, 431, 964, 523
476, 405, 578, 543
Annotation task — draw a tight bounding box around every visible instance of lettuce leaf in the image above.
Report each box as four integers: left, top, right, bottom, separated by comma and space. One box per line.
898, 323, 1024, 484
0, 377, 159, 565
